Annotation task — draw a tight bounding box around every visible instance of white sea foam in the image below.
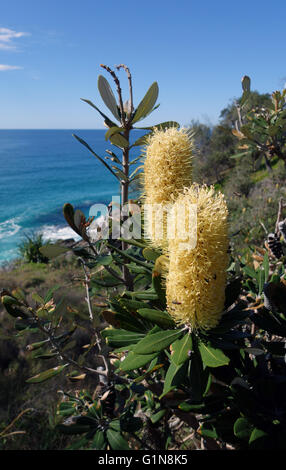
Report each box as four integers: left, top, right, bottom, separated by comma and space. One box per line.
41, 225, 81, 242
0, 217, 21, 240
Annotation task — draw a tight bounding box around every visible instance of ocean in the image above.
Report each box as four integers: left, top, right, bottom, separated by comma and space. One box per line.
0, 129, 143, 264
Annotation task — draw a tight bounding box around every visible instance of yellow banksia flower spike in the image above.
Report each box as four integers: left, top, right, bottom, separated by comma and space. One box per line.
166, 184, 229, 330
142, 127, 193, 249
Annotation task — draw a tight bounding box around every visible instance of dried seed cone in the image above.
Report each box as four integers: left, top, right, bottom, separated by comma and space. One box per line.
143, 127, 193, 248
166, 184, 229, 330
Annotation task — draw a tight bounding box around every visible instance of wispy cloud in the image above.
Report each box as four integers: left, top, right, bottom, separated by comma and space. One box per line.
0, 27, 29, 50
0, 64, 23, 71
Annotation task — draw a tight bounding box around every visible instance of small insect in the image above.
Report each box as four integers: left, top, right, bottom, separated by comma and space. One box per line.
172, 300, 182, 305
267, 233, 283, 259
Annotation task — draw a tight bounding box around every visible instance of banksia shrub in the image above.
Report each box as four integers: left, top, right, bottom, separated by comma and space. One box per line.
166, 184, 229, 330
143, 127, 193, 248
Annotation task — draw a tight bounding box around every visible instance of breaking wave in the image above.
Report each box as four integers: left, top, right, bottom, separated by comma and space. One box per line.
0, 218, 21, 240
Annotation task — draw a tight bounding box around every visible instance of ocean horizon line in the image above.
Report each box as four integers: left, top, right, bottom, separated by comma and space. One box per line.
0, 128, 106, 131
0, 128, 145, 131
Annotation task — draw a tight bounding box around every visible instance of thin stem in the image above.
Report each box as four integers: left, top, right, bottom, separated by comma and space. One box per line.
33, 314, 108, 378
236, 103, 242, 128
80, 258, 93, 321
0, 409, 33, 437
276, 197, 285, 234
100, 64, 126, 126
259, 220, 268, 234
116, 64, 134, 122
80, 258, 111, 379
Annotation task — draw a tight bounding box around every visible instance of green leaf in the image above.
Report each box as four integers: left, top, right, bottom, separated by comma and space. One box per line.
92, 430, 106, 450
95, 255, 113, 266
132, 82, 159, 124
40, 244, 69, 259
130, 155, 143, 165
1, 295, 28, 319
131, 173, 142, 183
26, 364, 68, 383
198, 340, 230, 368
189, 353, 211, 402
34, 353, 58, 360
119, 298, 148, 311
178, 402, 204, 412
150, 409, 166, 424
57, 424, 91, 435
234, 417, 253, 440
258, 268, 265, 296
200, 423, 218, 439
171, 333, 192, 366
161, 361, 186, 397
230, 151, 249, 160
80, 98, 117, 128
111, 166, 129, 182
109, 419, 121, 431
105, 126, 124, 141
98, 75, 120, 121
142, 247, 161, 262
133, 329, 183, 355
136, 121, 180, 131
1, 294, 21, 307
263, 252, 269, 282
244, 347, 265, 356
241, 75, 251, 93
63, 203, 80, 236
126, 263, 151, 275
73, 134, 119, 180
243, 264, 258, 280
134, 362, 163, 383
31, 293, 45, 304
26, 339, 49, 351
124, 291, 159, 301
129, 165, 143, 180
91, 277, 123, 288
249, 428, 268, 446
137, 308, 175, 329
106, 243, 153, 269
152, 271, 167, 309
119, 237, 147, 248
103, 306, 144, 333
106, 429, 130, 450
105, 149, 121, 164
101, 328, 145, 348
130, 134, 150, 147
109, 133, 129, 149
120, 351, 159, 371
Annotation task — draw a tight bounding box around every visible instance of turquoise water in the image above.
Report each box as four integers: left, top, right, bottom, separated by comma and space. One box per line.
0, 130, 142, 263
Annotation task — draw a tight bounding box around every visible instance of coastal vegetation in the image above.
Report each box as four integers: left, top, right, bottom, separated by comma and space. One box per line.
1, 66, 286, 450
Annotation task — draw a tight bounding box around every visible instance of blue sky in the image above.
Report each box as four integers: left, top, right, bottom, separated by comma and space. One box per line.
1, 0, 286, 129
